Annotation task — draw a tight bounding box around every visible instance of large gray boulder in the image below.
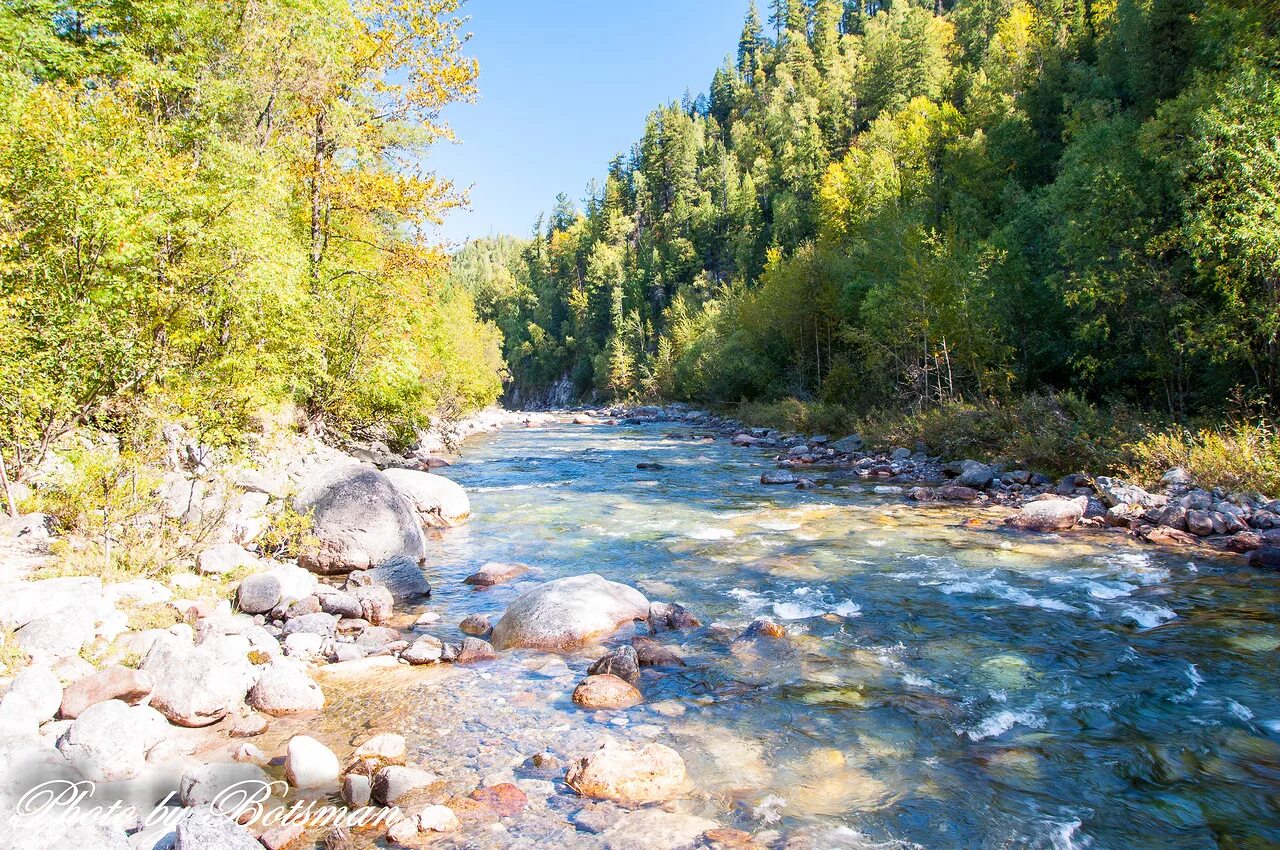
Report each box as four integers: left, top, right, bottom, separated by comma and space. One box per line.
56, 700, 168, 782
0, 576, 101, 630
0, 666, 62, 733
1005, 496, 1088, 532
954, 460, 995, 489
179, 762, 272, 808
294, 465, 426, 574
173, 806, 262, 850
490, 574, 649, 652
141, 637, 258, 727
247, 665, 324, 716
383, 468, 471, 527
830, 434, 864, 453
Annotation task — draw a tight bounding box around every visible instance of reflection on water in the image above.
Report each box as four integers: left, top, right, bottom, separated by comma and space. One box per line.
325, 421, 1280, 849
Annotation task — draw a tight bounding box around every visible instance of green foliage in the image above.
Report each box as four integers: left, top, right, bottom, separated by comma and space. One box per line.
0, 0, 502, 479
1124, 422, 1280, 495
258, 503, 317, 560
459, 0, 1280, 444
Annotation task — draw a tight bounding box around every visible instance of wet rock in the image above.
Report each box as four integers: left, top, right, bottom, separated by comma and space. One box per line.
196, 543, 259, 575
936, 485, 981, 502
60, 666, 153, 719
1142, 525, 1201, 547
459, 613, 492, 636
952, 460, 994, 488
259, 823, 305, 850
601, 809, 720, 850
402, 634, 444, 664
636, 462, 665, 470
179, 762, 271, 807
342, 774, 372, 807
417, 804, 461, 832
1186, 510, 1216, 537
631, 637, 685, 667
530, 751, 562, 771
588, 646, 641, 684
322, 828, 355, 850
285, 735, 340, 789
456, 637, 497, 664
468, 783, 528, 817
566, 741, 688, 804
233, 743, 267, 764
1005, 496, 1087, 532
141, 638, 257, 727
830, 434, 864, 453
57, 700, 167, 782
464, 561, 530, 587
760, 470, 797, 485
0, 665, 61, 732
350, 584, 393, 625
739, 618, 786, 640
236, 573, 281, 615
1249, 546, 1280, 570
490, 574, 649, 651
173, 806, 261, 850
364, 555, 433, 599
294, 465, 427, 574
1227, 531, 1264, 553
383, 468, 470, 527
573, 674, 643, 709
316, 590, 363, 619
228, 711, 268, 738
247, 666, 324, 716
907, 486, 936, 501
372, 765, 438, 805
281, 612, 338, 639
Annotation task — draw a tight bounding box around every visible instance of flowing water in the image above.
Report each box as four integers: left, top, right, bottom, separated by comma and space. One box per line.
317, 420, 1280, 849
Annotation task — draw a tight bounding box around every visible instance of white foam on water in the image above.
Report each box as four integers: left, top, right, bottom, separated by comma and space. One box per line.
687, 527, 736, 540
833, 599, 862, 617
1228, 699, 1255, 721
754, 519, 802, 531
1082, 580, 1138, 600
751, 794, 786, 825
866, 538, 888, 547
1117, 601, 1177, 629
773, 601, 823, 620
1170, 663, 1203, 703
1048, 819, 1092, 850
1264, 719, 1280, 733
902, 672, 934, 688
961, 708, 1045, 740
727, 587, 768, 615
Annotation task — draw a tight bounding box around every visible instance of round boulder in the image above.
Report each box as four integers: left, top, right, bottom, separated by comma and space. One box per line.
383, 468, 471, 527
572, 674, 643, 710
565, 741, 687, 804
1005, 496, 1088, 532
294, 465, 427, 575
489, 574, 649, 652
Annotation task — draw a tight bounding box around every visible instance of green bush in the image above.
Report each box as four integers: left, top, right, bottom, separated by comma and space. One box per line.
1124, 422, 1280, 495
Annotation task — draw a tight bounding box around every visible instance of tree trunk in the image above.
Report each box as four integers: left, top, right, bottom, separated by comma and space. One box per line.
310, 111, 327, 286
0, 451, 17, 518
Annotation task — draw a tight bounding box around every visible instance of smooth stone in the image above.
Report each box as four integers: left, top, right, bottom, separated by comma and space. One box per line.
588, 646, 641, 684
383, 468, 471, 527
57, 700, 167, 782
490, 574, 649, 652
179, 762, 272, 807
141, 638, 257, 727
456, 637, 497, 664
294, 465, 427, 574
601, 809, 721, 850
285, 735, 340, 789
60, 666, 153, 719
565, 741, 687, 803
372, 765, 438, 805
1006, 496, 1088, 532
236, 573, 282, 615
459, 613, 492, 636
402, 635, 444, 664
247, 666, 324, 716
172, 805, 261, 850
573, 674, 643, 710
463, 561, 529, 587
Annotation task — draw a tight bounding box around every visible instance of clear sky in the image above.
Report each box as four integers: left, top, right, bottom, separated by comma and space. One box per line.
426, 0, 749, 247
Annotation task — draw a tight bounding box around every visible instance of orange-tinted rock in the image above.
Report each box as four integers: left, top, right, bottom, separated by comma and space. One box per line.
468, 783, 528, 817
571, 674, 643, 710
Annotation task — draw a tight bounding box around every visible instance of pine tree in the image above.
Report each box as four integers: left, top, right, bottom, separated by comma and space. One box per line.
739, 1, 765, 75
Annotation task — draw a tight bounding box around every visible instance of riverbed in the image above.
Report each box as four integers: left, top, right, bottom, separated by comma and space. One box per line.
315, 419, 1280, 849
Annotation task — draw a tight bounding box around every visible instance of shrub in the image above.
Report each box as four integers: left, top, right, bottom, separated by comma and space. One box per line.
1123, 422, 1280, 495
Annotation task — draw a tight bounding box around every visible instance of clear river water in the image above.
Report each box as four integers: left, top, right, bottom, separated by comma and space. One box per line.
312, 419, 1280, 850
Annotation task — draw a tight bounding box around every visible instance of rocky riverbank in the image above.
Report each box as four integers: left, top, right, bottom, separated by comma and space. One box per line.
565, 402, 1276, 568
0, 403, 1272, 850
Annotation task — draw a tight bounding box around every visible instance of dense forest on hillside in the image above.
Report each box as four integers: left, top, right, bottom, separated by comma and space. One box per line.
454, 0, 1280, 425
0, 0, 502, 475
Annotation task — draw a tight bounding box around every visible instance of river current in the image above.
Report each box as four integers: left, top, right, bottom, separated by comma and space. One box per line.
315, 419, 1280, 849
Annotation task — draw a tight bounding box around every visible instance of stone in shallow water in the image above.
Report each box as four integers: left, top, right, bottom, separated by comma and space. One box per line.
588, 645, 641, 683
572, 674, 643, 710
463, 561, 529, 587
631, 637, 686, 667
490, 574, 649, 651
459, 613, 492, 636
284, 735, 339, 789
565, 741, 687, 804
600, 809, 720, 850
468, 782, 528, 817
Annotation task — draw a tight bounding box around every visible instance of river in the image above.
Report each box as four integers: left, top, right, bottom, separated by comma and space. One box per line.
314, 418, 1280, 849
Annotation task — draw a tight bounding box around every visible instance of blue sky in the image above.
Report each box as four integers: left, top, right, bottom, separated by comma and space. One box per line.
426, 0, 749, 247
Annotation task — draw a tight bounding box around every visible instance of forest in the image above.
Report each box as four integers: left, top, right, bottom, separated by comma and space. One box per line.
453, 0, 1280, 451
0, 0, 503, 478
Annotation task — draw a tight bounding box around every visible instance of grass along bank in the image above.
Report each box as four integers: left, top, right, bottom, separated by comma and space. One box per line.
730, 394, 1280, 497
